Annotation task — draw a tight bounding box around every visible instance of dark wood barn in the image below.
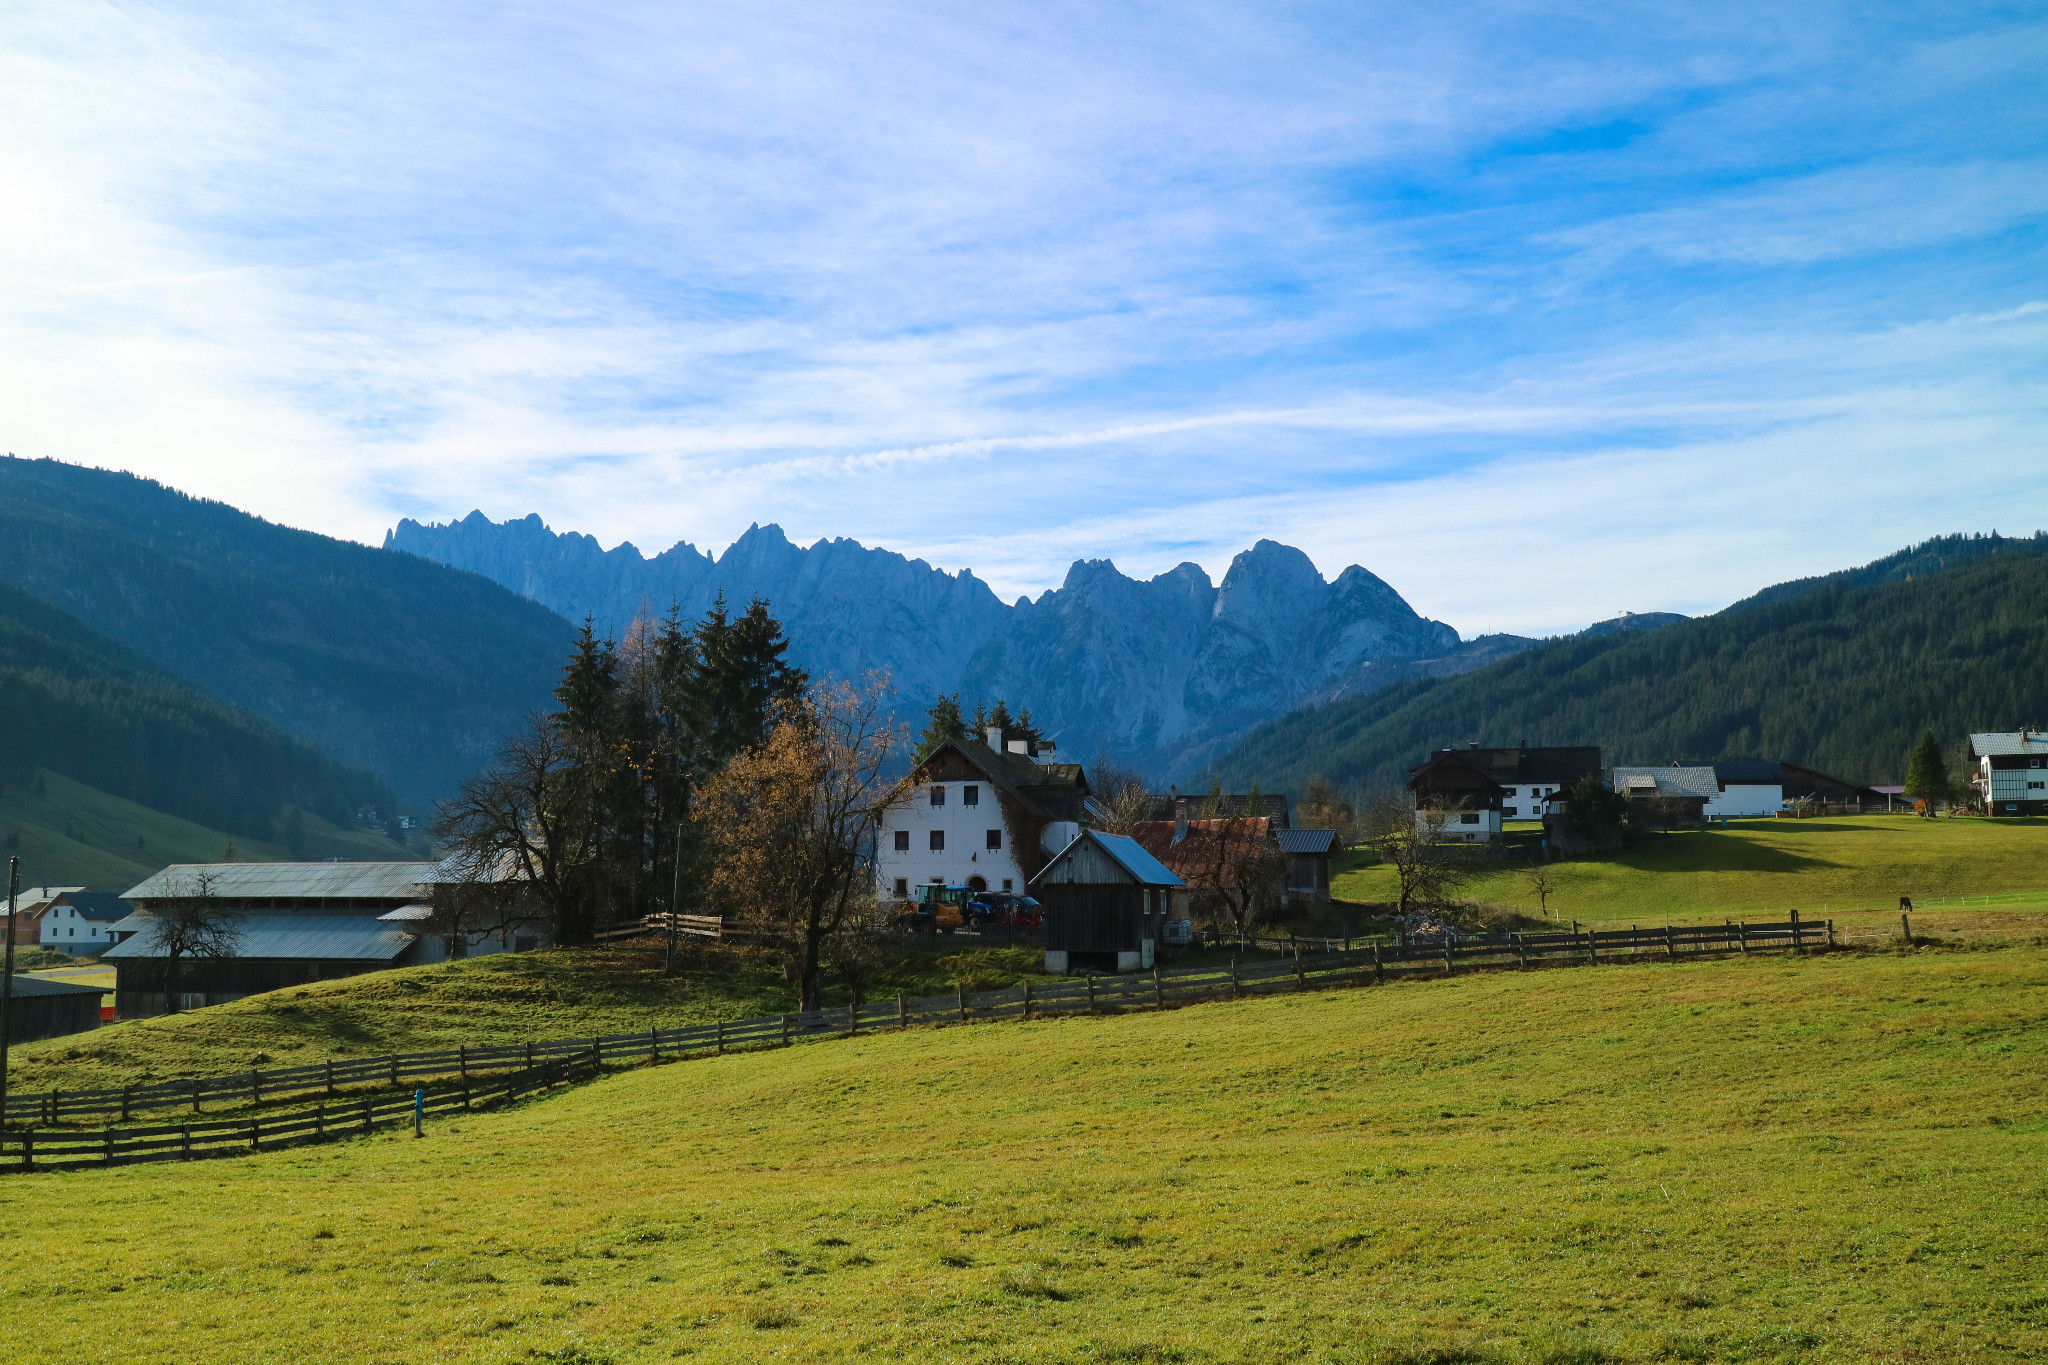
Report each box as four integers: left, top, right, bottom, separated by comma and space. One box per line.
1029, 830, 1184, 974
4, 975, 105, 1043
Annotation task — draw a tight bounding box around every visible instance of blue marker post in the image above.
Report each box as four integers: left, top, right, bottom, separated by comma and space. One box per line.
413, 1088, 424, 1138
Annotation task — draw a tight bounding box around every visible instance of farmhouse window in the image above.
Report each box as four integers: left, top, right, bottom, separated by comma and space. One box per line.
986, 829, 1002, 850
1503, 807, 1518, 817
1460, 813, 1480, 824
893, 878, 909, 898
894, 830, 910, 851
1002, 879, 1013, 891
963, 785, 979, 806
931, 785, 946, 806
930, 830, 945, 851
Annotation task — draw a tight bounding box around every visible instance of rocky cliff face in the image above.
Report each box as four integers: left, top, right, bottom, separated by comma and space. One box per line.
385, 516, 1465, 775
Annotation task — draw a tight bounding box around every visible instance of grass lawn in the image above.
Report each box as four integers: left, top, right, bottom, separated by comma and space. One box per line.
2, 944, 2044, 1363
1333, 815, 2048, 926
3, 939, 1055, 1096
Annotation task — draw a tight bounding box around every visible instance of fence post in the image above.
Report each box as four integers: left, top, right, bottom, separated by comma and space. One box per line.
388, 1056, 398, 1088
526, 1040, 535, 1068
1021, 981, 1032, 1020
897, 993, 908, 1029
957, 985, 967, 1024
1738, 922, 1749, 954
1792, 908, 1805, 954
1826, 919, 1835, 949
182, 1125, 191, 1160
781, 1014, 791, 1047
847, 1001, 857, 1037
1087, 976, 1097, 1015
716, 1020, 726, 1054
1665, 925, 1676, 960
1516, 935, 1528, 970
1585, 932, 1598, 963
1295, 944, 1307, 991
325, 1058, 336, 1095
104, 1127, 113, 1165
1154, 965, 1164, 1010
250, 1121, 260, 1151
1230, 958, 1240, 1000
1373, 943, 1384, 985
1444, 942, 1454, 976
648, 1028, 658, 1062
191, 1079, 200, 1114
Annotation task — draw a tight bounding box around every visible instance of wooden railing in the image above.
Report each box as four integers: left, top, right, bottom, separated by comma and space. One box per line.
1, 915, 1830, 1151
590, 913, 724, 944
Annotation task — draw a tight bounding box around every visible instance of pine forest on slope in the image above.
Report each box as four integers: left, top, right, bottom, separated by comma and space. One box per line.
1206, 533, 2048, 796
0, 458, 576, 809
0, 575, 398, 845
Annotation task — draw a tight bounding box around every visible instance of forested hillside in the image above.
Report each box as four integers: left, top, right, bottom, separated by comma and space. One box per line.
0, 578, 400, 845
0, 458, 574, 807
1208, 534, 2048, 796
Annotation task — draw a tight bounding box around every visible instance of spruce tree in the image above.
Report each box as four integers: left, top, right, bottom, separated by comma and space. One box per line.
916, 694, 968, 760
1903, 729, 1950, 808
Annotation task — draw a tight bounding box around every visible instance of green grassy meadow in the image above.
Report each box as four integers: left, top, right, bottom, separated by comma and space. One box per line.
0, 768, 415, 890
4, 940, 1053, 1096
2, 944, 2045, 1363
1332, 815, 2048, 925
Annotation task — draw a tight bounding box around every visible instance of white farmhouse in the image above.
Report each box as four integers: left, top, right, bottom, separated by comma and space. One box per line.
876, 728, 1090, 901
36, 891, 134, 954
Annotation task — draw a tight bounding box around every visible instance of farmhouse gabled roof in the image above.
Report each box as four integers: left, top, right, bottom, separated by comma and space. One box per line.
1276, 828, 1338, 855
1612, 766, 1720, 799
919, 737, 1088, 820
104, 914, 417, 961
123, 862, 440, 902
1028, 829, 1184, 889
1970, 731, 2048, 758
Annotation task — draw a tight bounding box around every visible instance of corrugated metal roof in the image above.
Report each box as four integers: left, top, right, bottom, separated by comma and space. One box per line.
103, 915, 416, 961
1613, 766, 1720, 799
1971, 732, 2048, 757
1030, 830, 1184, 888
4, 974, 107, 998
1277, 828, 1338, 854
123, 862, 438, 902
377, 904, 435, 922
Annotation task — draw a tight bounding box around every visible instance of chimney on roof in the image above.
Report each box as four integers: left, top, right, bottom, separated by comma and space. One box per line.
1469, 740, 1480, 750
984, 726, 1003, 750
1173, 797, 1188, 845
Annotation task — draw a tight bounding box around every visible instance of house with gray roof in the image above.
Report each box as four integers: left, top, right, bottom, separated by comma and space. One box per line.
106, 860, 541, 1018
1611, 766, 1717, 825
1970, 730, 2048, 816
1029, 828, 1184, 974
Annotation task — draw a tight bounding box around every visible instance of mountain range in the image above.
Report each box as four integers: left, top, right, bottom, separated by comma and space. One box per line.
390, 512, 1679, 774
1207, 532, 2048, 795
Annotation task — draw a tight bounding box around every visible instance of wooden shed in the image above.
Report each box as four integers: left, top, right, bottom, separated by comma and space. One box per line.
1029, 830, 1184, 974
3, 974, 105, 1043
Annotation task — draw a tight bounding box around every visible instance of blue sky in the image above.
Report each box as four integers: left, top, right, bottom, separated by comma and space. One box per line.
4, 1, 2044, 634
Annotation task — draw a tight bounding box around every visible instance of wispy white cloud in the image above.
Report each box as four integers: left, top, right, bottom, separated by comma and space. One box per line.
1, 1, 2044, 635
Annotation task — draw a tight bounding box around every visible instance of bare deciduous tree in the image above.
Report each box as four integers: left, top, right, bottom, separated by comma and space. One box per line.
1525, 864, 1557, 921
1360, 797, 1476, 917
695, 676, 909, 1011
1086, 758, 1153, 835
1177, 817, 1290, 941
435, 716, 605, 946
148, 869, 242, 1014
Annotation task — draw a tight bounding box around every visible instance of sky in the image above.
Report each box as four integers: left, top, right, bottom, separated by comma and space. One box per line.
3, 1, 2045, 636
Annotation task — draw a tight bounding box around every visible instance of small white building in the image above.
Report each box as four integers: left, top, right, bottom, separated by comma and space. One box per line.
876, 729, 1090, 900
1673, 761, 1786, 818
36, 891, 133, 954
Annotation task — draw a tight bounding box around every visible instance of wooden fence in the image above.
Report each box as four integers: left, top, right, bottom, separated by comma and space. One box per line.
1, 915, 1831, 1162
590, 912, 724, 945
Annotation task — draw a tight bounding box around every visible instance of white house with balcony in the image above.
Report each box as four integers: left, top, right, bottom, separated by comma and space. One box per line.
875, 728, 1091, 900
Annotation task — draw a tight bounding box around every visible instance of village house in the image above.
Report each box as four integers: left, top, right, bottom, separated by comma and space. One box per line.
1670, 760, 1786, 817
36, 890, 134, 955
1611, 766, 1717, 825
4, 886, 84, 946
1408, 743, 1603, 839
1029, 827, 1184, 973
1970, 730, 2048, 816
103, 860, 541, 1018
875, 728, 1091, 901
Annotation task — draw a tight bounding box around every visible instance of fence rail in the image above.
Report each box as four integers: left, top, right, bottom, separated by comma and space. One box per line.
590, 913, 724, 944
3, 915, 1831, 1140
0, 1051, 599, 1171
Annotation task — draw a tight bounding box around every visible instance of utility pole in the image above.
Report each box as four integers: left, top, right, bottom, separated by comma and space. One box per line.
1, 857, 19, 1126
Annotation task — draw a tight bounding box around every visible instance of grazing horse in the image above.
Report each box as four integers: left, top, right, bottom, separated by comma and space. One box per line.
1899, 896, 1914, 912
